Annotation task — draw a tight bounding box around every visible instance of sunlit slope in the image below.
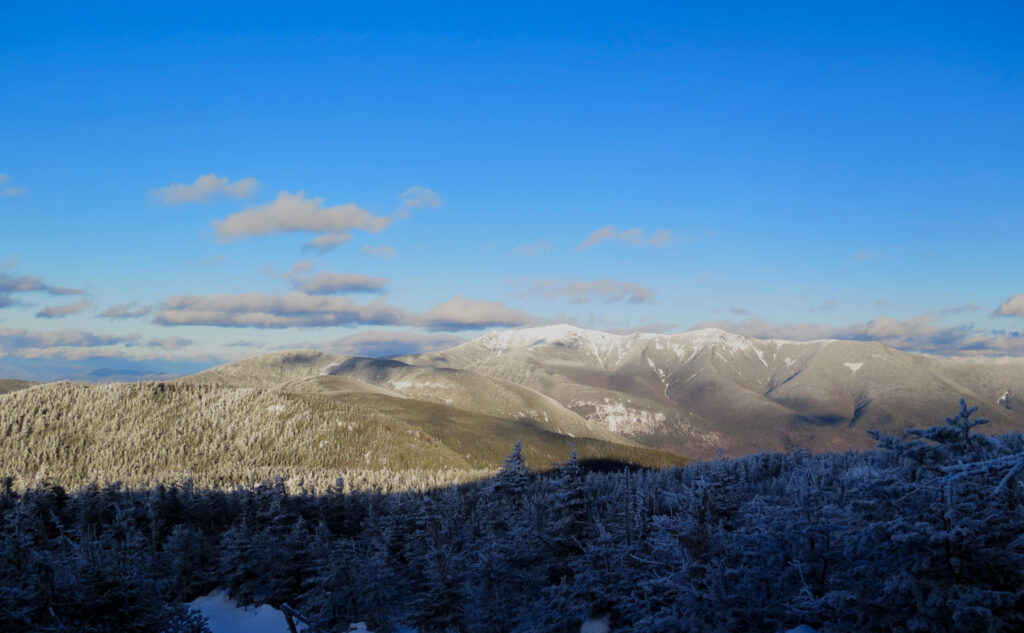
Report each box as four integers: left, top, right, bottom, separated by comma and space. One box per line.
0, 381, 685, 488
403, 325, 1024, 456
179, 350, 624, 444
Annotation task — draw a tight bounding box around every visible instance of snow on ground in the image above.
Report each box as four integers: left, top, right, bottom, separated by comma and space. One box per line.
843, 362, 864, 373
188, 590, 290, 633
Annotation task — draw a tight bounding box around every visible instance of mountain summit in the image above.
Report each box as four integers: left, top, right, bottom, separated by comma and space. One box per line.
399, 324, 1024, 456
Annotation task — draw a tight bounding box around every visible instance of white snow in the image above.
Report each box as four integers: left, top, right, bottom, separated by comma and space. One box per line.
998, 390, 1010, 407
388, 380, 446, 390
581, 615, 610, 633
571, 399, 666, 435
188, 590, 289, 633
266, 404, 286, 415
843, 362, 864, 374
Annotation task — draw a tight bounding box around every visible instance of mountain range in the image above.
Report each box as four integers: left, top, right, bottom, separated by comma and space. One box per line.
181, 324, 1024, 457
2, 324, 1022, 486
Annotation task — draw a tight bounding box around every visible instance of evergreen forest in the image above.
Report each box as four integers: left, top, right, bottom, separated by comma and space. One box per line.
2, 401, 1022, 632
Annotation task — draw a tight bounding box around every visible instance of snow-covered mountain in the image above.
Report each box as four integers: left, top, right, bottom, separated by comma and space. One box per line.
401, 324, 1024, 456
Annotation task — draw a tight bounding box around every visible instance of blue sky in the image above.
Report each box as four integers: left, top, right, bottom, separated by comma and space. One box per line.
2, 2, 1023, 379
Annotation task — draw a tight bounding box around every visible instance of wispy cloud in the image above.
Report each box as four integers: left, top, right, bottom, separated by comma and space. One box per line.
0, 272, 85, 296
395, 186, 442, 218
214, 191, 390, 242
0, 328, 141, 359
153, 173, 259, 205
0, 173, 27, 197
297, 273, 388, 295
100, 302, 153, 319
937, 304, 982, 315
421, 296, 546, 332
519, 279, 654, 304
362, 244, 396, 259
304, 233, 353, 253
0, 271, 86, 307
36, 299, 91, 318
513, 240, 551, 257
577, 225, 689, 251
852, 249, 887, 261
153, 292, 408, 328
146, 336, 195, 351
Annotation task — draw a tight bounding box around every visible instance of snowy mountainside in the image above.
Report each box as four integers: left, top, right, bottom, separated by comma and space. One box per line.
402, 324, 1024, 456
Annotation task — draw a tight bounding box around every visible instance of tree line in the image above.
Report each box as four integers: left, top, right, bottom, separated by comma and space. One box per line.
1, 401, 1022, 632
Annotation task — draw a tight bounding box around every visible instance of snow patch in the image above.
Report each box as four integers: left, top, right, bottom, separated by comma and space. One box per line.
388, 380, 446, 391
188, 590, 289, 633
266, 404, 286, 415
998, 390, 1011, 409
581, 615, 610, 633
570, 399, 666, 435
844, 362, 864, 374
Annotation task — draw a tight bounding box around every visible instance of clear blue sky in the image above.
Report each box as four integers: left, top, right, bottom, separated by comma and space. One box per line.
2, 1, 1022, 379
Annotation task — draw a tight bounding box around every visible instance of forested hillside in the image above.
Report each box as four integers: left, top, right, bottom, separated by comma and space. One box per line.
0, 381, 683, 488
3, 402, 1022, 632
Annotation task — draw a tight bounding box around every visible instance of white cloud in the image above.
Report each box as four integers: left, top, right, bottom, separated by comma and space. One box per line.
146, 336, 195, 351
100, 302, 153, 319
0, 272, 85, 296
304, 233, 353, 253
36, 299, 92, 318
214, 191, 391, 242
577, 226, 683, 251
421, 296, 546, 332
153, 173, 260, 205
520, 279, 654, 304
0, 328, 140, 356
153, 292, 408, 328
396, 186, 442, 218
297, 273, 388, 295
648, 229, 672, 247
513, 240, 551, 257
362, 245, 396, 259
996, 294, 1024, 318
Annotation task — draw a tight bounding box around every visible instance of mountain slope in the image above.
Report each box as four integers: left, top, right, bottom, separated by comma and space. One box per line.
0, 379, 35, 394
179, 350, 624, 444
0, 380, 684, 488
401, 324, 1024, 456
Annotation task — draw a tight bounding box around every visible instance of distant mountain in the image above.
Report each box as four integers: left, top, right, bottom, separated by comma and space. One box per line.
0, 379, 35, 394
6, 324, 1021, 488
399, 324, 1024, 456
